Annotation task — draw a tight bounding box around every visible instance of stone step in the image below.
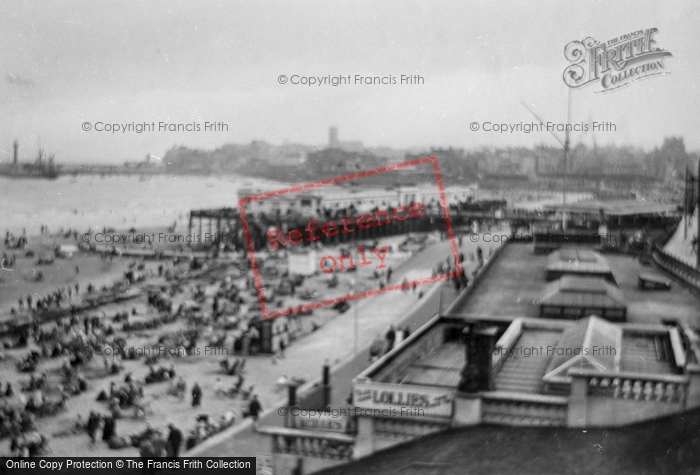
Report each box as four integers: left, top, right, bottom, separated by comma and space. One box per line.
497, 366, 547, 377
498, 361, 547, 372
495, 381, 543, 392
495, 373, 543, 383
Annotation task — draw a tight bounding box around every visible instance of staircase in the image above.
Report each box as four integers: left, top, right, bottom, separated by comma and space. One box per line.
494, 330, 561, 393
621, 334, 673, 374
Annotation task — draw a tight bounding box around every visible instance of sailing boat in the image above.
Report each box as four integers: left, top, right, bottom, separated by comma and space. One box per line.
0, 146, 60, 180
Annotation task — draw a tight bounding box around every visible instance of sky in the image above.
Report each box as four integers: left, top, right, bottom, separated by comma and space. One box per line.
0, 0, 698, 164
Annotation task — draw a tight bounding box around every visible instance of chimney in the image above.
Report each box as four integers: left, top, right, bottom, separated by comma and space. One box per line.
13, 139, 18, 165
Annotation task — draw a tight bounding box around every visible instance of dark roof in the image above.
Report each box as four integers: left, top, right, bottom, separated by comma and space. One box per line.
546, 248, 612, 275
539, 276, 626, 309
318, 406, 700, 475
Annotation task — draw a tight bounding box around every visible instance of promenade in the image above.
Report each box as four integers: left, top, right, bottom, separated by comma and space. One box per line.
189, 230, 505, 458
0, 228, 503, 458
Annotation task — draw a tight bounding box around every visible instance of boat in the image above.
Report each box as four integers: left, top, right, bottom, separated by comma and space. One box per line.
0, 146, 60, 180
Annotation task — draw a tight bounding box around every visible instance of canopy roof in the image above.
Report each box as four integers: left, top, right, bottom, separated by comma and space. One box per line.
539, 276, 626, 310
546, 248, 612, 275
542, 316, 621, 385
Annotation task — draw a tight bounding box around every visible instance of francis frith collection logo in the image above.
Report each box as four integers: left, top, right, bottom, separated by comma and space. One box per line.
563, 28, 672, 93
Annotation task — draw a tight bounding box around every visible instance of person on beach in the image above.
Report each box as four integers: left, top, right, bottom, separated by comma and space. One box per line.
166, 423, 183, 459
191, 382, 202, 407
102, 416, 116, 442
241, 331, 251, 357
175, 377, 187, 401
139, 439, 155, 459
247, 395, 262, 423
86, 411, 100, 444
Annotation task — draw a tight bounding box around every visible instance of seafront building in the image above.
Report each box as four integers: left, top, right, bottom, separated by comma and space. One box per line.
240, 215, 700, 474
235, 185, 477, 219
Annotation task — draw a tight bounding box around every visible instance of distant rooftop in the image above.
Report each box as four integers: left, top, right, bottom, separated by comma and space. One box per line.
543, 199, 678, 217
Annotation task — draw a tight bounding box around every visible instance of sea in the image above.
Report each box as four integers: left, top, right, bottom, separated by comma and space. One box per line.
0, 174, 285, 237
0, 174, 594, 238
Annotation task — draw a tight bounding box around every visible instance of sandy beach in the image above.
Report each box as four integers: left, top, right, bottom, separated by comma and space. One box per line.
0, 211, 495, 457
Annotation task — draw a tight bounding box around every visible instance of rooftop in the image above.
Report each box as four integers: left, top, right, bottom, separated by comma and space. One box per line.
543, 199, 679, 217
363, 315, 678, 397
543, 316, 622, 385
450, 244, 700, 327
545, 248, 614, 280
319, 407, 700, 475
539, 276, 626, 311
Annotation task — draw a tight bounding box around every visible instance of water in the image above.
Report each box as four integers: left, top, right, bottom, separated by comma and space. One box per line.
0, 174, 284, 236
0, 175, 593, 237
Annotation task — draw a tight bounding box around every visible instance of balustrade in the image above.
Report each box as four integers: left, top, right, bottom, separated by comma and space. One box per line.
373, 418, 447, 440
481, 395, 567, 426
270, 433, 354, 460
587, 375, 686, 404
653, 247, 700, 289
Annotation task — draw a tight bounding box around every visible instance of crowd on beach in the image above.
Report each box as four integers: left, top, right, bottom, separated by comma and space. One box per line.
0, 218, 479, 459
0, 225, 335, 459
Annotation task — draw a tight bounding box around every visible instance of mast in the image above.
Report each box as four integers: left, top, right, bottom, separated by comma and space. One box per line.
685, 165, 689, 240
696, 157, 700, 269
562, 87, 572, 230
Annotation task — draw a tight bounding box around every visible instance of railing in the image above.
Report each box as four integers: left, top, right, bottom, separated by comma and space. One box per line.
373, 417, 449, 440
481, 392, 568, 427
653, 243, 700, 291
444, 238, 510, 315
260, 427, 355, 461
583, 371, 689, 405
375, 323, 445, 384
491, 319, 523, 373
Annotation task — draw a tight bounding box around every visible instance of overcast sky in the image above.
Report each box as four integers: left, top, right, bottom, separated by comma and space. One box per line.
1, 0, 698, 164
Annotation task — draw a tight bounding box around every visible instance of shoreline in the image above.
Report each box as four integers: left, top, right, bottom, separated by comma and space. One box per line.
0, 227, 491, 457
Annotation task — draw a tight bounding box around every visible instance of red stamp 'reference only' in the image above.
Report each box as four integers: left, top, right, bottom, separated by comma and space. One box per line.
238, 156, 461, 319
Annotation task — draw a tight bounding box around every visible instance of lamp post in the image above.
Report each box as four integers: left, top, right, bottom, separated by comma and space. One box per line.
350, 278, 358, 355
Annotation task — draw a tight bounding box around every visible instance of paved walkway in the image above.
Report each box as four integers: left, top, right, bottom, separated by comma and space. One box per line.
189, 231, 504, 457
